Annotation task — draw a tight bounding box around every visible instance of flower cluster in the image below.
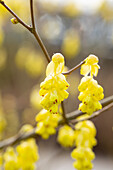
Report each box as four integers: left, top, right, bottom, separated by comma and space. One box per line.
36, 109, 62, 139
16, 139, 39, 170
39, 53, 69, 114
71, 120, 96, 170
1, 125, 39, 170
78, 54, 104, 115
57, 125, 75, 147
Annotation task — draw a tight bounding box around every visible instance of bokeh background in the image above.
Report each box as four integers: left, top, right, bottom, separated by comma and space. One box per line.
0, 0, 113, 169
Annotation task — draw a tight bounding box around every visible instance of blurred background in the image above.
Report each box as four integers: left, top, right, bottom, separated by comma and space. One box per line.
0, 0, 113, 169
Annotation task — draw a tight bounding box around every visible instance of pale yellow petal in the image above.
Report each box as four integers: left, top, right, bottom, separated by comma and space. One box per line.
46, 61, 54, 76
55, 62, 64, 75
91, 64, 100, 77
80, 64, 90, 76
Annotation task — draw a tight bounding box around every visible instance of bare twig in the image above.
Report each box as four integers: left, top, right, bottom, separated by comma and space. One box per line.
61, 101, 68, 124
0, 1, 31, 32
0, 95, 113, 150
29, 0, 51, 62
33, 31, 51, 62
0, 129, 38, 150
0, 0, 51, 63
66, 95, 113, 120
30, 0, 35, 30
62, 60, 85, 75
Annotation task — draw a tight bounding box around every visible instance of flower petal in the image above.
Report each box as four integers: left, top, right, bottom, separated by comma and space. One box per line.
80, 64, 90, 76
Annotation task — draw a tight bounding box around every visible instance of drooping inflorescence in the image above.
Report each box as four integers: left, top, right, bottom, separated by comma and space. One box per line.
71, 119, 97, 170
39, 53, 69, 114
78, 54, 104, 115
1, 125, 39, 170
57, 125, 75, 147
35, 109, 62, 139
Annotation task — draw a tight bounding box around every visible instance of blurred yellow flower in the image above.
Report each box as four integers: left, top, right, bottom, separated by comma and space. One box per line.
15, 46, 46, 78
30, 87, 42, 110
63, 2, 81, 17
98, 0, 113, 22
62, 29, 81, 59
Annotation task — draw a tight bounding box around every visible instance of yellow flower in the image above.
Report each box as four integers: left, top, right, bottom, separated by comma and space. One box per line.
81, 54, 100, 77
71, 120, 96, 170
57, 125, 75, 147
35, 109, 62, 139
40, 53, 69, 113
78, 76, 104, 115
46, 53, 64, 76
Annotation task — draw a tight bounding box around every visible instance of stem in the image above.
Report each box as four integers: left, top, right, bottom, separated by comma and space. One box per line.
0, 129, 38, 150
30, 0, 35, 30
0, 0, 51, 63
62, 60, 85, 75
71, 102, 113, 124
66, 95, 113, 120
29, 0, 51, 62
61, 101, 68, 124
0, 1, 31, 32
0, 96, 113, 150
33, 30, 51, 63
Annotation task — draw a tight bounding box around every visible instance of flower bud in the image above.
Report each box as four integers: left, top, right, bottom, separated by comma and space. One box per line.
11, 18, 19, 24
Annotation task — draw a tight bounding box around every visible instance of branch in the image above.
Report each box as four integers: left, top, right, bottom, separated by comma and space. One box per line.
0, 128, 38, 150
29, 0, 50, 63
0, 95, 113, 150
0, 1, 31, 32
66, 95, 113, 120
62, 60, 85, 75
30, 0, 35, 30
0, 0, 51, 63
61, 101, 68, 124
71, 102, 113, 124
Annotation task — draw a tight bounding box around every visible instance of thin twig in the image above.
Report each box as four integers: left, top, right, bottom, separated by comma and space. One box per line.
30, 0, 35, 30
0, 0, 51, 63
66, 95, 113, 120
0, 129, 38, 150
29, 0, 51, 63
61, 101, 68, 124
62, 60, 85, 75
71, 102, 113, 124
0, 1, 31, 32
0, 96, 113, 150
33, 31, 51, 63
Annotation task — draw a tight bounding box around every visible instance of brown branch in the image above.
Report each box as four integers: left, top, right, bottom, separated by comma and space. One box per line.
62, 60, 85, 75
29, 0, 50, 63
33, 31, 51, 63
61, 101, 68, 124
66, 95, 113, 120
30, 0, 35, 30
0, 95, 113, 150
0, 129, 38, 150
0, 0, 51, 63
0, 1, 31, 32
71, 102, 113, 124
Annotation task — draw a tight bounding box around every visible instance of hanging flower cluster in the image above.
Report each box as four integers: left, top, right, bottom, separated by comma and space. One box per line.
35, 109, 62, 139
2, 125, 39, 170
78, 54, 104, 115
39, 53, 69, 114
57, 125, 75, 147
71, 120, 97, 170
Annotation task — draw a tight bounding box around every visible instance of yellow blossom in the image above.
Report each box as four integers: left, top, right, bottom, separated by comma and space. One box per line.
40, 53, 69, 113
35, 109, 62, 139
81, 54, 100, 77
57, 125, 75, 147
